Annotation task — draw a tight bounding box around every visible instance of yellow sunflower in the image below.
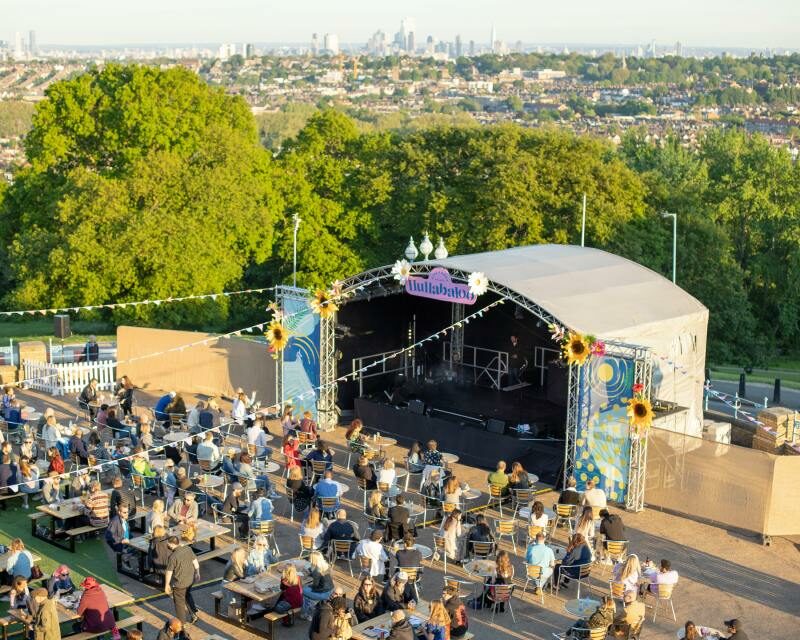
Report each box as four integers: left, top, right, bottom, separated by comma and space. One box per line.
563, 332, 591, 365
627, 396, 654, 433
309, 289, 339, 319
265, 320, 290, 353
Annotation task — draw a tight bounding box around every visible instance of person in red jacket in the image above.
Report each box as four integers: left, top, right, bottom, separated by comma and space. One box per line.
76, 577, 115, 633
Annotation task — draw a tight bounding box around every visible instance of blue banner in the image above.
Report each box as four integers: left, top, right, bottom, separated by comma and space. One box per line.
281, 293, 321, 421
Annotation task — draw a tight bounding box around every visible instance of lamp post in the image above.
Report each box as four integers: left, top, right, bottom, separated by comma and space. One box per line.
404, 236, 419, 262
292, 213, 301, 288
661, 212, 677, 284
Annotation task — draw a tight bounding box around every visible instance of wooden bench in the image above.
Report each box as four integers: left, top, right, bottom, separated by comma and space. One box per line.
264, 608, 301, 639
64, 525, 104, 552
0, 493, 22, 510
195, 542, 237, 564
64, 615, 143, 640
212, 590, 224, 617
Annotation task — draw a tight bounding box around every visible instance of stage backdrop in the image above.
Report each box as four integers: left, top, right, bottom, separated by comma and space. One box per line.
279, 289, 321, 421
574, 355, 635, 502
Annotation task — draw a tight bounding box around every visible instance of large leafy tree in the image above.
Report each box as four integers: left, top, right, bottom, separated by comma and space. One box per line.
0, 64, 280, 327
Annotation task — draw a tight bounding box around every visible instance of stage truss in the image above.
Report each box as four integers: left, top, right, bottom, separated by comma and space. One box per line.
318, 313, 337, 431
331, 262, 654, 510
563, 342, 653, 513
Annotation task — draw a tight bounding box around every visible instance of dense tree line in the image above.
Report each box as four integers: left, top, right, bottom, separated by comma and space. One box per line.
1, 65, 799, 365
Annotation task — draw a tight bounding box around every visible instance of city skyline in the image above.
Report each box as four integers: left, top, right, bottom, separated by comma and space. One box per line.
3, 0, 799, 50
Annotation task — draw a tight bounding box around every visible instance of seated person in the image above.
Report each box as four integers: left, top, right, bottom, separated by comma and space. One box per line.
322, 509, 359, 550
238, 453, 275, 496
395, 533, 422, 573
613, 590, 645, 629
285, 466, 313, 512
559, 476, 581, 505
221, 448, 239, 483
300, 507, 327, 550
508, 461, 531, 490
354, 529, 389, 579
298, 411, 318, 437
69, 427, 90, 464
529, 500, 550, 529
246, 535, 276, 575
442, 586, 469, 639
77, 577, 115, 634
305, 439, 334, 477
599, 509, 626, 544
406, 442, 424, 473
487, 460, 510, 495
9, 576, 32, 614
248, 487, 274, 522
581, 479, 607, 508
196, 432, 221, 469
246, 420, 272, 458
367, 490, 387, 519
353, 455, 377, 490
647, 558, 679, 594
154, 391, 175, 422
106, 409, 138, 446
562, 596, 616, 638
47, 565, 75, 597
380, 572, 415, 611
224, 546, 248, 582
525, 532, 556, 595
466, 514, 495, 555
222, 482, 250, 537
353, 575, 385, 624
5, 538, 34, 580
314, 470, 341, 509
168, 491, 199, 525
81, 480, 111, 527
421, 440, 443, 468
378, 460, 397, 487
554, 533, 593, 588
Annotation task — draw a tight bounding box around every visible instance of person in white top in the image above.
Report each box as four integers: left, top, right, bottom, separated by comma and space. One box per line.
581, 479, 607, 508
529, 500, 550, 529
41, 416, 63, 453
231, 391, 248, 425
196, 432, 221, 466
247, 422, 270, 457
354, 528, 389, 578
647, 558, 679, 594
186, 401, 203, 431
378, 459, 397, 487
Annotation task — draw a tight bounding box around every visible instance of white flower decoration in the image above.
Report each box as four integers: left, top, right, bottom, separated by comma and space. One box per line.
468, 271, 489, 296
392, 259, 413, 284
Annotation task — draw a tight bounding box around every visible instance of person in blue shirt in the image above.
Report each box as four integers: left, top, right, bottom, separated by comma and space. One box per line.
305, 439, 335, 479
246, 535, 277, 575
47, 565, 76, 597
84, 336, 100, 362
154, 391, 176, 422
221, 448, 239, 484
5, 400, 25, 438
5, 539, 34, 579
554, 533, 593, 588
248, 488, 274, 522
105, 503, 131, 553
525, 532, 556, 594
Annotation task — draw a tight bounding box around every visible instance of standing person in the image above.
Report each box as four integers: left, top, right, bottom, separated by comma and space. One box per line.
508, 334, 527, 385
154, 392, 176, 423
78, 379, 98, 421
116, 376, 135, 417
231, 391, 249, 425
439, 509, 463, 563
281, 406, 297, 437
164, 533, 200, 624
76, 577, 115, 634
84, 336, 100, 362
31, 588, 60, 640
105, 503, 132, 553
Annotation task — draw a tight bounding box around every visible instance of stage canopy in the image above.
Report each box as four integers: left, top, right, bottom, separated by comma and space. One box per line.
428, 244, 709, 435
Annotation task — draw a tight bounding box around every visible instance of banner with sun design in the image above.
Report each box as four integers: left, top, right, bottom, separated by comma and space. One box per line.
574, 355, 635, 502
281, 293, 321, 421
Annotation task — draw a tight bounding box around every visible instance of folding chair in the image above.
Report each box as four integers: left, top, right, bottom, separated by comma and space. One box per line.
486, 483, 508, 516
646, 582, 676, 622
487, 584, 516, 623
494, 519, 517, 554
552, 503, 578, 535
522, 564, 548, 603
298, 534, 315, 558
397, 566, 422, 600
328, 539, 355, 577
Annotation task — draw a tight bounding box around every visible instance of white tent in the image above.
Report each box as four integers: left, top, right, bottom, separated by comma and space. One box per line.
432, 244, 708, 436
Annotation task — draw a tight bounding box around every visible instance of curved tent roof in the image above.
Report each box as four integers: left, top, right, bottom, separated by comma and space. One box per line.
430, 244, 707, 338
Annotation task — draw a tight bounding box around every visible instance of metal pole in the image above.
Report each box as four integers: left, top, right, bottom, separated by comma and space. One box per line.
580, 193, 587, 247
292, 214, 301, 288
671, 213, 677, 284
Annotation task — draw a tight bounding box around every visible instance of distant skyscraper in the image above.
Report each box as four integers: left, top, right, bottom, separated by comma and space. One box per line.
323, 33, 339, 55
245, 43, 255, 58
28, 30, 36, 56
311, 33, 319, 56
469, 40, 476, 56
491, 24, 497, 52
400, 17, 415, 45
455, 34, 463, 58
649, 39, 657, 58
406, 31, 415, 54
217, 43, 235, 60
425, 35, 434, 55
13, 32, 23, 59
675, 41, 683, 57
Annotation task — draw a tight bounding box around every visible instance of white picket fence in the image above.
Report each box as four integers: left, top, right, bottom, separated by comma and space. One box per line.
23, 360, 117, 396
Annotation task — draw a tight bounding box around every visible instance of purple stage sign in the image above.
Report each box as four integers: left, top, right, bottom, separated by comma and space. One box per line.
405, 268, 477, 305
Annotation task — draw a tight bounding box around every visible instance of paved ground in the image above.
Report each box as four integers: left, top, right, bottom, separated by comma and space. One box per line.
13, 388, 800, 640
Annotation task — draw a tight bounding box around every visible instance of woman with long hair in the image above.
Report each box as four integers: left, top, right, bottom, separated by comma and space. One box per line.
147, 499, 166, 533
224, 546, 248, 582
529, 500, 549, 529
353, 574, 384, 623
18, 459, 40, 508
301, 506, 326, 550
555, 533, 592, 587
613, 554, 641, 595
483, 549, 514, 609
270, 563, 303, 614
679, 621, 700, 640
281, 406, 296, 437
438, 508, 463, 562
282, 434, 301, 470
421, 600, 451, 640
287, 464, 312, 513
367, 490, 387, 519
345, 419, 363, 442
443, 475, 463, 506
575, 505, 595, 547
407, 441, 424, 473
508, 461, 530, 490
301, 551, 334, 620
117, 376, 135, 417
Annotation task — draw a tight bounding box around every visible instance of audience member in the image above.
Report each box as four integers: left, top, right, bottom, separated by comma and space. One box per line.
525, 532, 556, 595
31, 587, 60, 640
581, 479, 607, 508
322, 509, 359, 549
381, 572, 415, 611
559, 476, 581, 505
301, 552, 334, 620
442, 586, 469, 638
353, 575, 384, 623
76, 577, 115, 634
354, 528, 390, 579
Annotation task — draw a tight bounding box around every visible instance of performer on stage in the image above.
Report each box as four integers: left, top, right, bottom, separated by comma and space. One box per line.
508, 335, 528, 386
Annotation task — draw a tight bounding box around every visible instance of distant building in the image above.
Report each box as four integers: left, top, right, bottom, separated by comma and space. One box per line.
532, 68, 567, 81
217, 43, 235, 61
311, 33, 319, 56
649, 39, 657, 58
491, 24, 497, 53
28, 30, 37, 57
245, 43, 256, 58
13, 32, 23, 59
425, 35, 434, 55
368, 30, 387, 56
323, 33, 339, 55
469, 40, 476, 56
455, 34, 463, 58
676, 41, 683, 57
406, 31, 415, 54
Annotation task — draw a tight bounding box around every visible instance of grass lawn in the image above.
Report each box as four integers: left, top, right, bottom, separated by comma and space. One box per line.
0, 319, 115, 344
0, 497, 120, 598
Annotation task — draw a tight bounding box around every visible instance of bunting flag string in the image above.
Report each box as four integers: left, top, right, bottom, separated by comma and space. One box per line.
0, 286, 277, 318
704, 384, 763, 425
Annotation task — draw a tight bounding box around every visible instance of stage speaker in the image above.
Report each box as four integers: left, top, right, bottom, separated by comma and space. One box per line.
408, 399, 426, 415
54, 314, 71, 339
486, 418, 505, 434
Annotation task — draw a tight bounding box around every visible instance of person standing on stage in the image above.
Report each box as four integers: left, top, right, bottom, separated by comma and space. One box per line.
508, 335, 527, 386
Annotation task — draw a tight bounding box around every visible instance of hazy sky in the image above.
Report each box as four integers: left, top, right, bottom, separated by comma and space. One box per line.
4, 0, 799, 49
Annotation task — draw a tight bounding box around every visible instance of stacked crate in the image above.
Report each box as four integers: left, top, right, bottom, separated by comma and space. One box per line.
754, 407, 794, 452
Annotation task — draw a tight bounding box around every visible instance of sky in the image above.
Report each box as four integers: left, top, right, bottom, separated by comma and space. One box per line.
3, 0, 799, 49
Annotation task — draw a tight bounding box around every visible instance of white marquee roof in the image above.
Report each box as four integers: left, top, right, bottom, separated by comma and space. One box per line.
432, 244, 708, 337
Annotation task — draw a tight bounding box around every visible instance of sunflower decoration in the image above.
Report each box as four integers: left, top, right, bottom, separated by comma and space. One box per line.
563, 332, 591, 366
309, 288, 339, 319
627, 385, 654, 437
265, 319, 290, 358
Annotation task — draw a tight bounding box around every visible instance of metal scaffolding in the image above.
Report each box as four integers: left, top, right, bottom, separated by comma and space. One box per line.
450, 303, 465, 371
318, 312, 337, 432
626, 354, 654, 512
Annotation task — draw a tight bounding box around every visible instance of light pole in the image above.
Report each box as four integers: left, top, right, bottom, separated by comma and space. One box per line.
661, 212, 677, 283
292, 213, 301, 288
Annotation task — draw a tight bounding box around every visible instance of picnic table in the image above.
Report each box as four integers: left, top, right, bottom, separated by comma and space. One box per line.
120, 521, 231, 582
351, 601, 475, 640
8, 583, 133, 626
31, 492, 148, 553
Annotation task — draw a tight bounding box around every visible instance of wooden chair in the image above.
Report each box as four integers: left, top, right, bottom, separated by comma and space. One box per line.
487, 583, 516, 623
318, 496, 339, 519
494, 519, 517, 553
298, 534, 315, 558
469, 540, 496, 561
328, 539, 355, 577
397, 566, 422, 600
522, 564, 547, 603
552, 503, 578, 535
486, 483, 508, 516
646, 582, 676, 622
524, 524, 545, 547
511, 488, 535, 519
432, 534, 448, 573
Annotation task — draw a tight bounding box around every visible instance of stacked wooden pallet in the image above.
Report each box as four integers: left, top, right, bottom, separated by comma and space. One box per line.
754, 407, 795, 452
